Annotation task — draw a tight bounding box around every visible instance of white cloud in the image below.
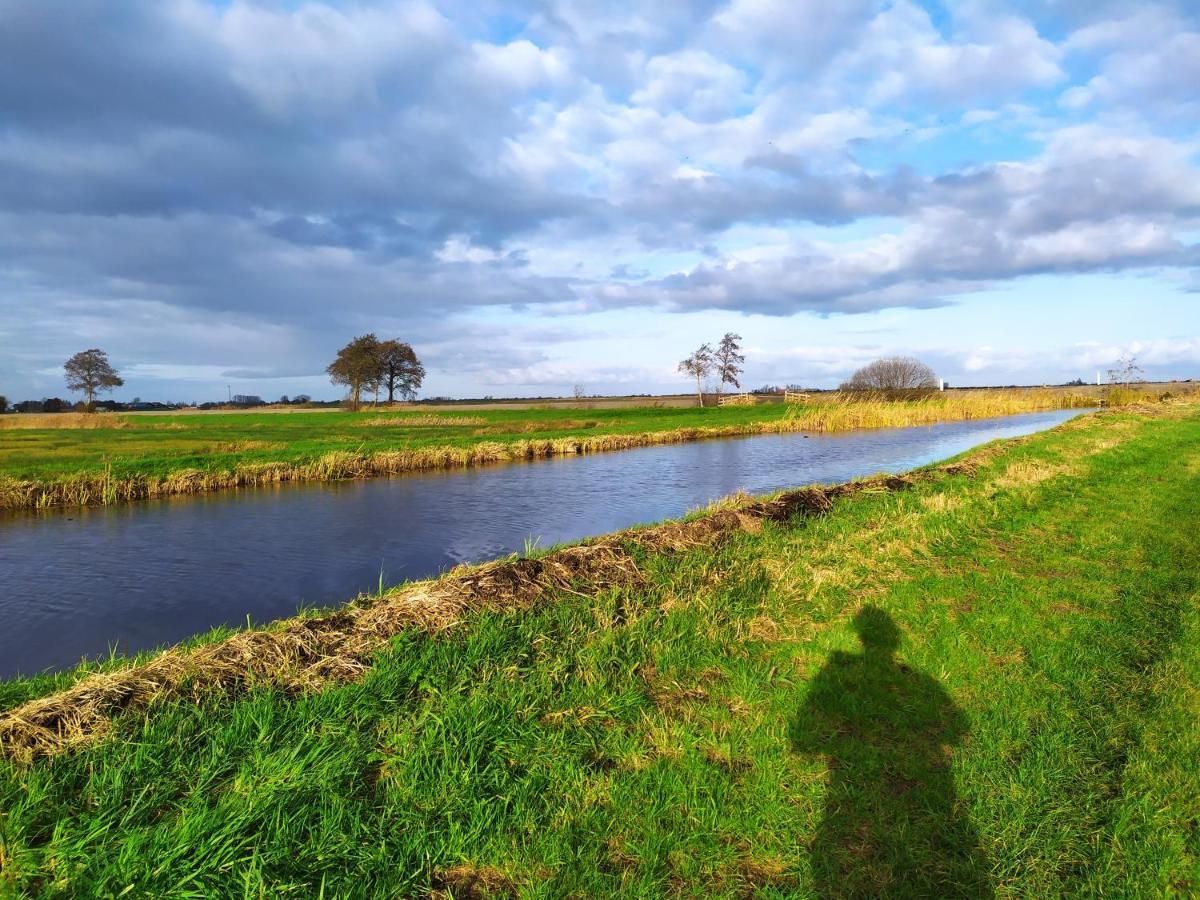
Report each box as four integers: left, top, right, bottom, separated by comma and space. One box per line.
1060, 5, 1200, 114
849, 1, 1064, 107
1, 0, 1197, 398
632, 50, 749, 122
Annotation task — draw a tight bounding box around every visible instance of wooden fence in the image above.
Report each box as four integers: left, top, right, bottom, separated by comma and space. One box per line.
783, 390, 811, 404
717, 393, 757, 407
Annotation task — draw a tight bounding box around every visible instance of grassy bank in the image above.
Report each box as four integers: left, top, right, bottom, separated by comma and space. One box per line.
1, 402, 1197, 895
0, 389, 1102, 509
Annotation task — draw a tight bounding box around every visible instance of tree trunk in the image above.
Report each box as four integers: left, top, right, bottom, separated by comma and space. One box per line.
696, 375, 704, 407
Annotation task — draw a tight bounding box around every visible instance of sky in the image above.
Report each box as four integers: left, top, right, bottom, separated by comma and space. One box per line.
0, 0, 1197, 403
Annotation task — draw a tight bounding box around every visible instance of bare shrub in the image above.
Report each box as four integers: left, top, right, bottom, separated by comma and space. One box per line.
841, 357, 938, 397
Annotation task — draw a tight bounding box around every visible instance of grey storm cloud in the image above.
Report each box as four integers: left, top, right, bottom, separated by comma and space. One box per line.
0, 1, 585, 251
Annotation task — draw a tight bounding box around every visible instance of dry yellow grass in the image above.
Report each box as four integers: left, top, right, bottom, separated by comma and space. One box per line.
357, 415, 487, 427
206, 440, 284, 453
919, 493, 964, 512
762, 389, 1094, 434
993, 461, 1078, 488
0, 413, 130, 430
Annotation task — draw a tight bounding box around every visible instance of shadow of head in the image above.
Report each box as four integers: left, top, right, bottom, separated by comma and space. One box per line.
853, 605, 901, 656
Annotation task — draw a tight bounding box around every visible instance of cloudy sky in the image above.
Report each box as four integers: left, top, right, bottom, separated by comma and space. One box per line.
1, 0, 1197, 402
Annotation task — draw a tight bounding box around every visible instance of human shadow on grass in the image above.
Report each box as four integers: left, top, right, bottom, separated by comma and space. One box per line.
791, 606, 993, 898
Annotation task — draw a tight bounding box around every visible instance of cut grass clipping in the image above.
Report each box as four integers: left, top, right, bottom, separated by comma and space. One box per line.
1, 401, 1197, 897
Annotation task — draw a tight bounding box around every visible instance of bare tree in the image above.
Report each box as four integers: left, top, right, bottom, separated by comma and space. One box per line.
379, 340, 425, 403
713, 332, 745, 395
678, 343, 714, 407
1106, 354, 1144, 385
842, 356, 938, 394
573, 383, 587, 400
327, 334, 384, 411
64, 348, 124, 410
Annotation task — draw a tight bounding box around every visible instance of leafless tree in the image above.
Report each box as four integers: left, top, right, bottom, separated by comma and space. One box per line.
1106, 354, 1144, 385
63, 348, 124, 410
678, 343, 714, 407
842, 356, 938, 394
713, 332, 745, 395
573, 383, 586, 400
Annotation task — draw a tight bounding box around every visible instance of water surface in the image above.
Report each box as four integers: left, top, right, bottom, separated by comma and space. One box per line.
0, 409, 1083, 677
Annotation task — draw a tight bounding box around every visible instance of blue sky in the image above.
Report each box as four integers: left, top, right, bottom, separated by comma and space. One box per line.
0, 0, 1197, 402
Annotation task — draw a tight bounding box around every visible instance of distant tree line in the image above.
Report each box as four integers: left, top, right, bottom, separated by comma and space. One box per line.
0, 343, 1166, 416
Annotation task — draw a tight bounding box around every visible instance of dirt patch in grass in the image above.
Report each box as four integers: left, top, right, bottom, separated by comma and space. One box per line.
731, 856, 797, 894
539, 706, 616, 728
641, 662, 712, 712
704, 745, 752, 776
1047, 601, 1083, 616
746, 615, 783, 641
430, 864, 516, 898
989, 648, 1027, 667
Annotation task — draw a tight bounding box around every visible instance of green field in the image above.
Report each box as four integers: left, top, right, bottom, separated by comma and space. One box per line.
0, 406, 778, 482
1, 404, 1197, 896
0, 390, 1103, 509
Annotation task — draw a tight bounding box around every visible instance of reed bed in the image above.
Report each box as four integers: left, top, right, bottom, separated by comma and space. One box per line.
0, 391, 1100, 510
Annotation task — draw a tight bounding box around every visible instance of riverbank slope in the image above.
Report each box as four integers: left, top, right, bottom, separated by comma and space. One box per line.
1, 401, 1197, 895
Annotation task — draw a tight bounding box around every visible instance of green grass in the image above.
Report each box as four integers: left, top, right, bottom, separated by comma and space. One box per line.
1, 407, 1198, 896
0, 406, 786, 483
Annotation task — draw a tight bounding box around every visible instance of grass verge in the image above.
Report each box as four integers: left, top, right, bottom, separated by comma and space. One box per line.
0, 402, 1197, 896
